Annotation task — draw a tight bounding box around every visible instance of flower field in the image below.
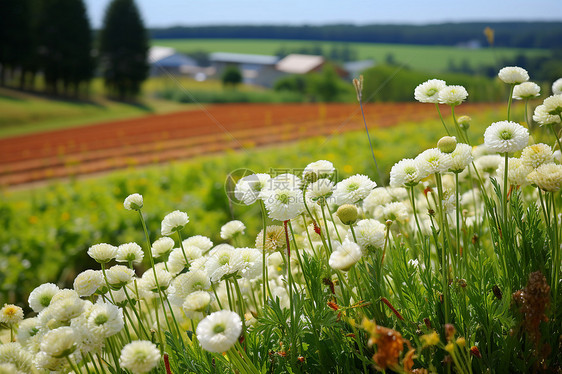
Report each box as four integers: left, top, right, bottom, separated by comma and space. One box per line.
1, 71, 561, 373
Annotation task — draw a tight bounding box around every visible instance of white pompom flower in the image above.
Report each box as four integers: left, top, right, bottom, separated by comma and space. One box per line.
333, 174, 377, 205
512, 82, 540, 100
40, 327, 77, 358
449, 143, 474, 173
390, 159, 421, 187
329, 239, 363, 271
496, 157, 532, 187
116, 242, 144, 264
520, 143, 554, 169
167, 246, 202, 274
234, 173, 271, 205
151, 237, 175, 258
543, 94, 562, 116
74, 270, 104, 297
484, 121, 529, 153
260, 185, 306, 222
87, 302, 124, 338
306, 178, 335, 202
161, 210, 189, 236
303, 160, 335, 180
0, 304, 23, 326
183, 235, 214, 252
123, 193, 143, 211
119, 341, 161, 374
438, 85, 468, 106
220, 220, 246, 240
352, 219, 386, 251
87, 243, 117, 264
533, 104, 561, 126
498, 66, 529, 84
527, 163, 562, 192
140, 267, 173, 294
196, 310, 242, 353
414, 79, 446, 103
105, 265, 135, 289
415, 148, 452, 178
552, 78, 562, 95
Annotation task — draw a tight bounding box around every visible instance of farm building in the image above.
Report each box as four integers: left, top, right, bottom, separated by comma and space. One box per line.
276, 54, 349, 78
209, 52, 283, 87
148, 46, 200, 77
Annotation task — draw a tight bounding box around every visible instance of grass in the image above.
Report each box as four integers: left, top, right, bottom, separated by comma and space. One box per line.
152, 38, 549, 72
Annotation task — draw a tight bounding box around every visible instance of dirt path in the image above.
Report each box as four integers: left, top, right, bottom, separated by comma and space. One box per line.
0, 102, 497, 186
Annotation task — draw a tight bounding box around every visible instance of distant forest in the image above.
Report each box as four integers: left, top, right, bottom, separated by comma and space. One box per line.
150, 22, 562, 49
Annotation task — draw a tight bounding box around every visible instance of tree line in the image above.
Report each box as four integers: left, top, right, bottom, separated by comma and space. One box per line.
151, 22, 562, 49
0, 0, 148, 99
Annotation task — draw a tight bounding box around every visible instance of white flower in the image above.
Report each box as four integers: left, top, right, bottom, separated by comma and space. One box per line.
306, 178, 335, 201
123, 193, 143, 211
119, 341, 161, 374
161, 210, 189, 236
87, 243, 117, 264
382, 202, 409, 223
140, 268, 173, 293
0, 343, 33, 373
183, 291, 212, 314
196, 311, 242, 353
0, 363, 22, 374
34, 351, 65, 372
237, 247, 263, 279
498, 66, 529, 84
183, 235, 214, 252
206, 246, 243, 283
260, 185, 306, 222
329, 240, 362, 271
496, 158, 532, 186
116, 242, 144, 264
527, 163, 562, 192
415, 148, 452, 178
105, 265, 135, 288
512, 82, 540, 100
234, 173, 271, 205
533, 104, 561, 126
220, 220, 246, 240
87, 302, 124, 338
438, 85, 468, 106
521, 143, 554, 168
390, 159, 421, 187
484, 121, 529, 153
333, 174, 377, 205
74, 270, 104, 297
363, 188, 393, 215
255, 225, 287, 252
168, 270, 211, 306
50, 293, 85, 322
414, 79, 446, 103
151, 237, 175, 258
543, 94, 562, 116
352, 219, 386, 251
40, 327, 77, 358
16, 317, 39, 346
0, 304, 23, 325
167, 246, 202, 274
449, 143, 474, 173
303, 160, 335, 180
553, 78, 562, 95
475, 154, 502, 175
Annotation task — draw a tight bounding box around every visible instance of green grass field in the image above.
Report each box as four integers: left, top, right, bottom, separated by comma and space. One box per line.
151, 38, 548, 73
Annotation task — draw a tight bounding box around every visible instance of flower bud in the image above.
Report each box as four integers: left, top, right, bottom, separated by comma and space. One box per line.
124, 193, 143, 211
457, 115, 471, 130
337, 204, 358, 225
437, 136, 457, 154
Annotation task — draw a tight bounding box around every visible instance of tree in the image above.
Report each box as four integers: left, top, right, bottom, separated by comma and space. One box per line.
222, 66, 242, 88
0, 0, 35, 88
36, 0, 94, 95
99, 0, 149, 100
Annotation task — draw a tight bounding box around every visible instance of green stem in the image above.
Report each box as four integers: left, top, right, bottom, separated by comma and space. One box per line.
435, 173, 450, 325
320, 203, 333, 252
507, 84, 515, 122
551, 192, 559, 311
451, 105, 468, 143
503, 153, 509, 222
436, 103, 451, 136
455, 173, 461, 276
66, 356, 83, 374
259, 200, 269, 308
549, 124, 562, 153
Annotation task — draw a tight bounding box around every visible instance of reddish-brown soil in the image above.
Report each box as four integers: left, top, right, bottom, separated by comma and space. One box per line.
0, 102, 498, 186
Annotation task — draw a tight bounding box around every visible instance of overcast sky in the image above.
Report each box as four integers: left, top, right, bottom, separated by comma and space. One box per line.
84, 0, 562, 29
